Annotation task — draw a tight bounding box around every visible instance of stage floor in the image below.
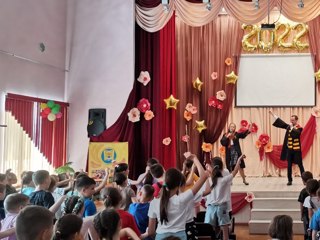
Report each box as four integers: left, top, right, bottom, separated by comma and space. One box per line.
231, 176, 304, 193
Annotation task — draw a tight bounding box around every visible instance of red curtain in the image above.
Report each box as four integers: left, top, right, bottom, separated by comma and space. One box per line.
266, 115, 317, 169
91, 14, 177, 176
5, 93, 68, 168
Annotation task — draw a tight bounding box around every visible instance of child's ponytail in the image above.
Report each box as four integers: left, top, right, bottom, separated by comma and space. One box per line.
210, 157, 223, 189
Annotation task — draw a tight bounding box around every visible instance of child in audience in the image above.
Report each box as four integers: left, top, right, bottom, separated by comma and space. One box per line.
310, 190, 320, 240
204, 155, 245, 240
114, 172, 136, 211
75, 176, 97, 217
114, 163, 146, 187
29, 170, 54, 209
304, 179, 320, 227
1, 193, 30, 240
53, 214, 83, 240
20, 171, 35, 196
181, 158, 199, 192
143, 154, 207, 240
298, 171, 313, 240
0, 174, 8, 220
137, 158, 159, 189
5, 170, 17, 195
129, 184, 154, 234
268, 215, 293, 240
0, 184, 6, 201
94, 208, 140, 240
101, 187, 140, 240
16, 205, 54, 240
150, 164, 165, 198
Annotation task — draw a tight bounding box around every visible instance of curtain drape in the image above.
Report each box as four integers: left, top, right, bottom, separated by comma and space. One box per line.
91, 16, 177, 177
136, 0, 320, 32
176, 15, 243, 165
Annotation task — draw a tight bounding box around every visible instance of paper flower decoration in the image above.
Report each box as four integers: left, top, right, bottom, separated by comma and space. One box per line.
219, 146, 225, 157
144, 110, 154, 120
162, 137, 171, 146
190, 106, 197, 114
315, 68, 320, 82
256, 133, 272, 160
164, 95, 179, 109
181, 135, 190, 142
211, 72, 218, 80
225, 57, 232, 66
208, 96, 218, 107
192, 77, 203, 92
137, 71, 151, 86
216, 101, 223, 110
225, 71, 238, 84
202, 142, 213, 152
185, 103, 193, 112
216, 90, 226, 101
128, 108, 140, 123
240, 120, 249, 127
245, 192, 255, 203
195, 120, 207, 133
311, 107, 320, 118
250, 123, 258, 133
137, 98, 151, 113
184, 111, 192, 121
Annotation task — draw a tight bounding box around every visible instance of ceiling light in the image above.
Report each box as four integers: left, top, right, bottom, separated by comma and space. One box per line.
298, 0, 304, 8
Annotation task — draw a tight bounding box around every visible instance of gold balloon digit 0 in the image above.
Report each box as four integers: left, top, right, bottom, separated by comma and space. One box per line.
292, 23, 309, 51
258, 28, 275, 52
275, 23, 293, 50
242, 24, 259, 52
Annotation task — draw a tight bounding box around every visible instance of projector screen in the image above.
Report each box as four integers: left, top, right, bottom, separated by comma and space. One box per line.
236, 54, 315, 107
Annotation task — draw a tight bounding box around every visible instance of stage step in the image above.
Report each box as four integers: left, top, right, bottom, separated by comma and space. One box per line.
252, 197, 299, 209
248, 190, 304, 235
251, 209, 301, 220
249, 220, 304, 234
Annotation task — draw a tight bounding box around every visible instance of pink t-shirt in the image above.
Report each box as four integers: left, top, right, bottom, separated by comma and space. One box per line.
152, 181, 163, 198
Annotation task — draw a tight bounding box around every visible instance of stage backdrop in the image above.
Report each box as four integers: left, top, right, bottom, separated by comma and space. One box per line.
88, 142, 128, 179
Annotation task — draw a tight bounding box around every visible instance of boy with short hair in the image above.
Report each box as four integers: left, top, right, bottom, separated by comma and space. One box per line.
150, 164, 164, 198
29, 170, 54, 209
114, 172, 136, 211
1, 193, 30, 240
16, 205, 54, 240
128, 184, 154, 234
75, 176, 97, 217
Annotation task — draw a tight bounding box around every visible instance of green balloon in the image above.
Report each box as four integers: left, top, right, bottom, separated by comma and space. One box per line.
51, 106, 60, 114
54, 104, 61, 111
47, 100, 55, 108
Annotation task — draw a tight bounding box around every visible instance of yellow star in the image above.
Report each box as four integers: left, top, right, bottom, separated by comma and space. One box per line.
192, 77, 203, 92
225, 71, 238, 84
164, 94, 179, 110
315, 68, 320, 82
195, 120, 207, 133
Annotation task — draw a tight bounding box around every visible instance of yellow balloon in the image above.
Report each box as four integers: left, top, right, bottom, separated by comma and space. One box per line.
192, 77, 203, 92
40, 103, 47, 110
315, 68, 320, 82
242, 24, 259, 52
164, 94, 180, 110
195, 120, 207, 133
225, 71, 238, 84
292, 23, 309, 51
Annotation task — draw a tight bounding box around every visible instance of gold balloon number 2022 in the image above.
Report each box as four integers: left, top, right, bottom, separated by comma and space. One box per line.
242, 23, 309, 53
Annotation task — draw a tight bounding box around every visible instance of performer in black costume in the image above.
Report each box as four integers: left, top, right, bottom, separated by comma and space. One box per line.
269, 110, 305, 185
220, 123, 250, 185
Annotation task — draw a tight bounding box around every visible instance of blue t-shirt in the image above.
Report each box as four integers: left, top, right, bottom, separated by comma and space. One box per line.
83, 198, 97, 217
128, 202, 150, 233
310, 208, 320, 231
21, 187, 35, 196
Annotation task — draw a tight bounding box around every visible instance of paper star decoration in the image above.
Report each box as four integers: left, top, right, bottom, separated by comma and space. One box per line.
192, 77, 203, 92
195, 120, 207, 133
315, 68, 320, 82
164, 94, 180, 109
225, 71, 238, 84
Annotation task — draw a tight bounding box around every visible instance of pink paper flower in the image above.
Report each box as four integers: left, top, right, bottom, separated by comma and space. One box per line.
128, 108, 140, 123
216, 90, 226, 101
137, 98, 151, 113
162, 137, 171, 146
185, 103, 193, 112
245, 192, 255, 203
211, 72, 218, 80
190, 106, 197, 114
144, 110, 154, 121
181, 135, 190, 142
137, 71, 151, 86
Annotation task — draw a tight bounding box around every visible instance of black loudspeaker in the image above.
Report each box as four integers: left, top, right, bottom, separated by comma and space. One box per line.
87, 109, 106, 137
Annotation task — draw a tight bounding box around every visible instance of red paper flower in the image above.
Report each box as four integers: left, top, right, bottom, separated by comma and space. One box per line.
250, 123, 258, 133
181, 135, 190, 142
259, 134, 270, 145
216, 101, 223, 110
208, 96, 218, 107
238, 126, 248, 133
245, 192, 255, 203
240, 120, 249, 127
137, 98, 151, 113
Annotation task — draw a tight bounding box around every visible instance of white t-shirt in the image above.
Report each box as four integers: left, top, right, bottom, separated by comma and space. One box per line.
185, 184, 205, 223
148, 189, 193, 234
206, 170, 233, 206
303, 196, 320, 212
